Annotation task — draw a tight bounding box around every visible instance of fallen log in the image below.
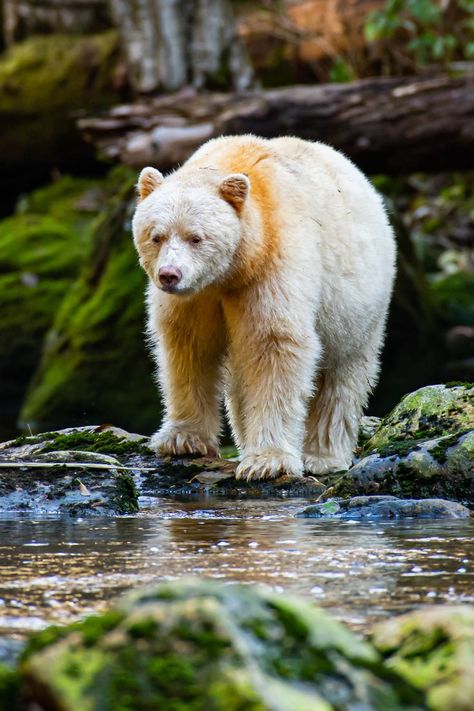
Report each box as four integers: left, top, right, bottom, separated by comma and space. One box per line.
78, 72, 474, 173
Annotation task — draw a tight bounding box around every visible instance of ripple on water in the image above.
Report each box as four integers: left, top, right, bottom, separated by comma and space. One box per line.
0, 499, 472, 638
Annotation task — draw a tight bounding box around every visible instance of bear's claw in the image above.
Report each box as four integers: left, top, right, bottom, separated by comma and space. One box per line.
236, 451, 303, 482
150, 428, 219, 458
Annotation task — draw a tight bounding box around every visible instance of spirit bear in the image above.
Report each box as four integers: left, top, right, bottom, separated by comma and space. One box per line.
132, 135, 396, 481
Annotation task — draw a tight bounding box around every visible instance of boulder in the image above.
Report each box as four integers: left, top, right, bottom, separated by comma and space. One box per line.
373, 606, 474, 711
19, 579, 423, 710
323, 384, 474, 505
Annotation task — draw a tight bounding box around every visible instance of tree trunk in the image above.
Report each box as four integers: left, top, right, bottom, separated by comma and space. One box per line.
78, 71, 474, 173
107, 0, 254, 93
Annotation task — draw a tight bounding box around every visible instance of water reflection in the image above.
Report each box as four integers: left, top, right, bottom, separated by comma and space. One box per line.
0, 498, 472, 638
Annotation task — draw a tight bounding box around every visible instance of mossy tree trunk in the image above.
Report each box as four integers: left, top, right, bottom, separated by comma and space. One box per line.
107, 0, 254, 93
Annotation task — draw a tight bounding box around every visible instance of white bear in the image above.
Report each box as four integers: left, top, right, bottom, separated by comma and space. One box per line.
132, 135, 396, 481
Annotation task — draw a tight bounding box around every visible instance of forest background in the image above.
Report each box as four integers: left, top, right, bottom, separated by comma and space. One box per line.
0, 0, 473, 440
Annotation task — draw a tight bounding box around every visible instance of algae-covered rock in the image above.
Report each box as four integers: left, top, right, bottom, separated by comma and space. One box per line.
322, 385, 474, 505
0, 169, 134, 434
296, 496, 472, 520
19, 178, 159, 435
323, 430, 474, 504
373, 606, 474, 711
20, 578, 424, 710
365, 384, 474, 454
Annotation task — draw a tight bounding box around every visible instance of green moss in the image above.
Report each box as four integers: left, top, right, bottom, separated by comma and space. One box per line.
21, 580, 423, 710
41, 430, 148, 456
113, 473, 139, 514
22, 610, 125, 661
365, 385, 474, 454
430, 431, 469, 464
20, 178, 160, 434
0, 168, 137, 432
373, 607, 474, 711
8, 432, 55, 447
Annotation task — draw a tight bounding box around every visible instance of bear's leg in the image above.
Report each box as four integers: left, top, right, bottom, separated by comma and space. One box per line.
303, 352, 380, 475
224, 366, 245, 450
226, 295, 320, 481
150, 298, 226, 458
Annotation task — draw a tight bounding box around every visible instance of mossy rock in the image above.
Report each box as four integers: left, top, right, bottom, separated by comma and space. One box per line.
321, 385, 474, 505
19, 179, 159, 434
323, 430, 473, 505
365, 384, 474, 455
0, 32, 124, 174
0, 663, 21, 710
0, 426, 140, 515
0, 170, 132, 433
373, 606, 474, 711
20, 578, 424, 710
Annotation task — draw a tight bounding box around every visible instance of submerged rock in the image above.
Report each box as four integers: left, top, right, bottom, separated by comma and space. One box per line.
324, 384, 474, 505
19, 579, 423, 711
296, 496, 472, 520
373, 606, 474, 711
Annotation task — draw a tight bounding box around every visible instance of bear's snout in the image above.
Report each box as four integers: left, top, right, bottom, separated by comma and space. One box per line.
159, 266, 182, 290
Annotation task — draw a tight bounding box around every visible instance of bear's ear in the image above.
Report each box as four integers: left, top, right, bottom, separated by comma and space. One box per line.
137, 167, 164, 201
219, 173, 250, 212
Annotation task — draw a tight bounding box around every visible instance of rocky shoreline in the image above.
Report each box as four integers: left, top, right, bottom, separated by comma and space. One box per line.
0, 383, 472, 517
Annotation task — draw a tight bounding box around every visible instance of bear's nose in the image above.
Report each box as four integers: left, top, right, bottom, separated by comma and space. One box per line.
158, 266, 182, 288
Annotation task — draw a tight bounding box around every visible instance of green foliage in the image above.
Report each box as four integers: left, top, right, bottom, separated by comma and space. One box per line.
40, 430, 148, 455
365, 0, 474, 70
0, 167, 137, 433
19, 175, 159, 435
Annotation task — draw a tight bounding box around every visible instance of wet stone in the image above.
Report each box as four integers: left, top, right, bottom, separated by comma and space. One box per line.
0, 426, 324, 516
296, 496, 472, 520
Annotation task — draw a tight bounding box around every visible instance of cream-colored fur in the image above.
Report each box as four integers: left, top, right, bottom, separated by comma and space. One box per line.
132, 135, 396, 480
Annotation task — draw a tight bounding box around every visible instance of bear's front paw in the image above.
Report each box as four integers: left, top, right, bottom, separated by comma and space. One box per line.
303, 453, 351, 475
236, 450, 303, 481
150, 427, 219, 458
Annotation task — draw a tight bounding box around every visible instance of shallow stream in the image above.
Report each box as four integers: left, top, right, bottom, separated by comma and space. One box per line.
0, 497, 473, 644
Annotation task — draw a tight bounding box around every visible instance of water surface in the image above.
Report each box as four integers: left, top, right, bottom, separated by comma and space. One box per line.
0, 498, 473, 639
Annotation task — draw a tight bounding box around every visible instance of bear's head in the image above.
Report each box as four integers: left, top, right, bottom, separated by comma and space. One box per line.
132, 167, 250, 295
